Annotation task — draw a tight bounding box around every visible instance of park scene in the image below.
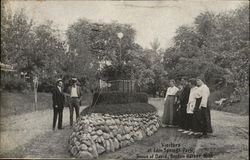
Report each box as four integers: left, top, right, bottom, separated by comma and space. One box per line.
0, 0, 249, 159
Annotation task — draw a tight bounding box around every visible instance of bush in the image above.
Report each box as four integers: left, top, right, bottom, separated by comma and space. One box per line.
3, 78, 28, 92
37, 82, 54, 93
81, 103, 156, 115
91, 92, 148, 105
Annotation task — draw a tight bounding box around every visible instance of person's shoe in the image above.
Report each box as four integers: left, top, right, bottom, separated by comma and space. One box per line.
58, 127, 64, 130
188, 131, 194, 135
182, 130, 190, 134
193, 132, 202, 135
161, 124, 167, 128
52, 128, 55, 131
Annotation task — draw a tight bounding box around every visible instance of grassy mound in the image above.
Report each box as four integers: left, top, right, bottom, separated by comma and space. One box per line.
81, 103, 156, 115
91, 92, 148, 105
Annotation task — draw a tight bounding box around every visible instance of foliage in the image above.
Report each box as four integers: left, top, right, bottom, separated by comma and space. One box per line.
3, 77, 28, 92
81, 103, 156, 115
92, 92, 148, 105
1, 8, 67, 85
163, 5, 249, 97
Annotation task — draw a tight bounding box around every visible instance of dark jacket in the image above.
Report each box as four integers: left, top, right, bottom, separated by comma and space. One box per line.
179, 85, 191, 105
52, 86, 65, 109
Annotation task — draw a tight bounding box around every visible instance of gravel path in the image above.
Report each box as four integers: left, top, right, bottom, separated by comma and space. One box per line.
0, 99, 248, 159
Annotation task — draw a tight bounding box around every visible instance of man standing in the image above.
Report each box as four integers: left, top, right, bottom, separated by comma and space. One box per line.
177, 77, 191, 132
68, 78, 82, 127
52, 79, 65, 130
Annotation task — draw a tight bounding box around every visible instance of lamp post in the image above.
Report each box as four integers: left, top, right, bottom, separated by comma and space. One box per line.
117, 32, 123, 80
117, 32, 123, 64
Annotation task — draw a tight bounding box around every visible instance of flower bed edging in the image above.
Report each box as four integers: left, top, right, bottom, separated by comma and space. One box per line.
68, 112, 160, 158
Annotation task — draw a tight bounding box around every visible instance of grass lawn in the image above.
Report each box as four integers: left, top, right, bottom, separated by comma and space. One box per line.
0, 90, 92, 117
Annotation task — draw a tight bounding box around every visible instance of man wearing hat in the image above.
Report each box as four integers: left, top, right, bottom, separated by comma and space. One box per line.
67, 78, 82, 126
52, 78, 65, 130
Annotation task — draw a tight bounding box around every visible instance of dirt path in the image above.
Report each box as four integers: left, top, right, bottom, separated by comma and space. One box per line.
0, 99, 248, 159
0, 106, 87, 158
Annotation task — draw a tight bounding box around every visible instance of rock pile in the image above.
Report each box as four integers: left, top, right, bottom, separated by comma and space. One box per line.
68, 112, 160, 158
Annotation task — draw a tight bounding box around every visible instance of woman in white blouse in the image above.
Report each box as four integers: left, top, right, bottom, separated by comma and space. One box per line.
162, 79, 179, 127
186, 79, 199, 135
192, 78, 213, 138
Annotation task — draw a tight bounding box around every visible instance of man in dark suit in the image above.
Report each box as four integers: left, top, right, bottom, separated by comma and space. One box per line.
67, 78, 82, 127
52, 79, 65, 130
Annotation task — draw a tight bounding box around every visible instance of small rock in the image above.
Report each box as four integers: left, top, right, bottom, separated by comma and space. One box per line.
109, 139, 115, 152
113, 138, 119, 149
91, 144, 98, 158
92, 135, 98, 141
96, 130, 103, 136
82, 140, 91, 146
116, 134, 122, 141
124, 126, 130, 133
103, 133, 110, 140
70, 146, 78, 156
134, 131, 143, 141
88, 147, 93, 152
114, 119, 120, 124
78, 151, 93, 159
79, 144, 88, 151
117, 127, 123, 135
106, 119, 112, 126
105, 140, 111, 152
96, 143, 105, 154
112, 128, 118, 136
109, 132, 114, 138
125, 134, 131, 140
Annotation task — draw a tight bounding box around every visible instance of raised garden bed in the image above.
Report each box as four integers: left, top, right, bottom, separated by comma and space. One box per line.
68, 92, 160, 158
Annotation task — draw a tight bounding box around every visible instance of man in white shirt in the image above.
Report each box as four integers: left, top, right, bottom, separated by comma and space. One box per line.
67, 78, 82, 127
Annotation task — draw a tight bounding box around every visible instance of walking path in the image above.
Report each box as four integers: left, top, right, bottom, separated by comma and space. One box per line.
0, 99, 248, 159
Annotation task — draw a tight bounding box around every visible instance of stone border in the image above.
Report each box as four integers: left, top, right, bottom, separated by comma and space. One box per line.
68, 112, 160, 158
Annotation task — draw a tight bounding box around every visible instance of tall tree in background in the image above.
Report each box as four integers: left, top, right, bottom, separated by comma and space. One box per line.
33, 21, 66, 83
1, 9, 38, 79
163, 4, 249, 97
66, 19, 137, 82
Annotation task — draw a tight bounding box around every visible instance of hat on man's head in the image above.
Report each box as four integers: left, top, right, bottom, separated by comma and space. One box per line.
71, 77, 77, 82
56, 78, 63, 84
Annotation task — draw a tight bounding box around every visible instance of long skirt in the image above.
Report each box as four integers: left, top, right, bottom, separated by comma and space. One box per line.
162, 96, 175, 125
173, 103, 180, 126
179, 104, 188, 130
193, 98, 213, 133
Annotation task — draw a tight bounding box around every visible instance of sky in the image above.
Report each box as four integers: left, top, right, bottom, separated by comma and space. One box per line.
7, 0, 247, 49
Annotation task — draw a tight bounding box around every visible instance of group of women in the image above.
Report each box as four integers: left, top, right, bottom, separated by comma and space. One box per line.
162, 77, 213, 138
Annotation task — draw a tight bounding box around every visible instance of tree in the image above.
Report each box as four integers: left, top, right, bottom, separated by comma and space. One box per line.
67, 19, 137, 83
33, 21, 67, 84
163, 4, 249, 97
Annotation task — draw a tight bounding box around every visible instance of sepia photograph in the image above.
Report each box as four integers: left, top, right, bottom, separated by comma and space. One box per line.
0, 0, 249, 159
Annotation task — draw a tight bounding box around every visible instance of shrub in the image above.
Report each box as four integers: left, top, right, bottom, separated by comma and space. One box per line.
91, 92, 148, 105
3, 78, 28, 92
37, 82, 54, 93
81, 103, 156, 115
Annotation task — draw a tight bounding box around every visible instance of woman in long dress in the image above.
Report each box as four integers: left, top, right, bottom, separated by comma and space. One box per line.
162, 80, 179, 127
185, 78, 199, 135
193, 78, 213, 138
